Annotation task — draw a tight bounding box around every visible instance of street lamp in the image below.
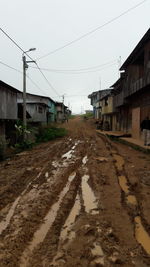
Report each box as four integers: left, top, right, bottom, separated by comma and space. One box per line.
22, 48, 36, 140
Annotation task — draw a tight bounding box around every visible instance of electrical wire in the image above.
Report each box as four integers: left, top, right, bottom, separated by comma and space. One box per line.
34, 62, 60, 96
30, 61, 117, 75
30, 59, 117, 72
37, 0, 148, 60
0, 60, 50, 97
0, 28, 60, 97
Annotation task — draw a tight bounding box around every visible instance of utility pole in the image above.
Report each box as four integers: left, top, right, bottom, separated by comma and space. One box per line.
99, 76, 101, 90
62, 94, 65, 121
118, 56, 121, 78
22, 48, 36, 140
23, 55, 28, 136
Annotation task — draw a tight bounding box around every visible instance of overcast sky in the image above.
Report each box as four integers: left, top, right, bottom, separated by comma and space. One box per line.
1, 0, 150, 113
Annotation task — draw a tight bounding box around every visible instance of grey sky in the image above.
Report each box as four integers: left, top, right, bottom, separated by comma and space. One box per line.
1, 0, 150, 113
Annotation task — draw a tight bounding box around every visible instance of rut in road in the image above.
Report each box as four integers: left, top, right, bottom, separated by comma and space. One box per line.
0, 118, 150, 267
20, 139, 100, 266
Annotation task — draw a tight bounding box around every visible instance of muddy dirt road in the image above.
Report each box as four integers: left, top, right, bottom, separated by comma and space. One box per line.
0, 117, 150, 267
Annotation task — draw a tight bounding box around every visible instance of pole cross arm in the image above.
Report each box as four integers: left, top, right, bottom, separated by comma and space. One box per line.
26, 60, 36, 63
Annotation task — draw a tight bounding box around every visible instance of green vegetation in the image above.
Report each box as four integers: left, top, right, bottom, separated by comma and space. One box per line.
14, 140, 34, 151
69, 114, 77, 119
36, 126, 67, 142
85, 112, 93, 118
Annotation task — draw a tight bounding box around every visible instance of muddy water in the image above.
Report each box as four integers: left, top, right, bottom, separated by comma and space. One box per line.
62, 150, 74, 160
51, 193, 81, 266
82, 175, 99, 214
135, 216, 150, 255
0, 171, 43, 236
20, 172, 76, 266
118, 175, 129, 194
82, 155, 88, 165
113, 154, 124, 171
127, 195, 137, 205
91, 242, 104, 265
0, 196, 20, 235
113, 153, 150, 255
60, 193, 81, 242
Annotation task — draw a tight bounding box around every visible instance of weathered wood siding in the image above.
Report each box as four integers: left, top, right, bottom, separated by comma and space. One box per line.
0, 86, 17, 120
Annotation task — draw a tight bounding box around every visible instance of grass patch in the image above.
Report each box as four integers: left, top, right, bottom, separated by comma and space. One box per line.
36, 126, 67, 143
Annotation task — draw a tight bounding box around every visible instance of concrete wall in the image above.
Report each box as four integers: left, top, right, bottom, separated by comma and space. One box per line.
0, 87, 17, 120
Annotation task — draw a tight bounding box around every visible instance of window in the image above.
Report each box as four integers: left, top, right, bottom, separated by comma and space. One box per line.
105, 97, 108, 106
38, 106, 43, 113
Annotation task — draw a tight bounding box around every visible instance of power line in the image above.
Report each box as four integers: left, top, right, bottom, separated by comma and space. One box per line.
37, 0, 148, 60
30, 61, 117, 75
0, 60, 50, 97
30, 59, 117, 72
34, 62, 60, 96
0, 27, 60, 97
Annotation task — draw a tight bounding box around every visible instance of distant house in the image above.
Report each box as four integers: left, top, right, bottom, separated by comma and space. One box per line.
0, 80, 19, 142
17, 92, 56, 125
88, 89, 112, 120
99, 89, 114, 130
55, 102, 68, 122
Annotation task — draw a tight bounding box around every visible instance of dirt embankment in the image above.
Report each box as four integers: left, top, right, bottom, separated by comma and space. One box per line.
0, 117, 150, 267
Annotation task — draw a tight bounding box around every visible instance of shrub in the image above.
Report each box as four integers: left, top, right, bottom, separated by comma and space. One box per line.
36, 126, 67, 142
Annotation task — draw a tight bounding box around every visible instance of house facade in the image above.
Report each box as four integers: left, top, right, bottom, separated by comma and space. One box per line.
88, 89, 111, 120
119, 28, 150, 139
0, 80, 19, 141
55, 102, 69, 122
17, 93, 55, 124
88, 28, 150, 140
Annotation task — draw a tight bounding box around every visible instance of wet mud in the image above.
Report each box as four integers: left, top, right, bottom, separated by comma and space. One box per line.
0, 118, 150, 266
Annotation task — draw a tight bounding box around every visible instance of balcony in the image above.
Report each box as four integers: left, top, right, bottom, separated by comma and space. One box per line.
124, 68, 150, 97
113, 91, 124, 108
102, 105, 114, 115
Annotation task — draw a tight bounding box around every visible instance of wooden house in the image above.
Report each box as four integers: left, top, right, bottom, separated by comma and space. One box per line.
118, 28, 150, 139
17, 92, 56, 125
0, 80, 19, 141
88, 89, 111, 120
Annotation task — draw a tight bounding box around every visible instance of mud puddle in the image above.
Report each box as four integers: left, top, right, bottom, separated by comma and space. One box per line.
60, 192, 81, 242
20, 172, 76, 266
0, 170, 42, 235
118, 175, 129, 194
0, 196, 20, 235
91, 242, 104, 265
113, 153, 124, 171
82, 155, 88, 165
82, 174, 99, 214
135, 216, 150, 255
127, 195, 137, 205
51, 193, 81, 266
113, 152, 150, 255
62, 150, 74, 160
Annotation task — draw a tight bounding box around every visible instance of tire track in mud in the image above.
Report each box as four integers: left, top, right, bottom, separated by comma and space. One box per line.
101, 135, 150, 258
0, 138, 76, 229
0, 138, 86, 266
20, 139, 101, 267
0, 138, 73, 211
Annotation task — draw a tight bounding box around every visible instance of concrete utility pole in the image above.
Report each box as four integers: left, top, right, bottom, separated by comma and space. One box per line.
118, 56, 121, 78
22, 48, 36, 140
99, 76, 101, 90
62, 94, 65, 120
23, 55, 28, 132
